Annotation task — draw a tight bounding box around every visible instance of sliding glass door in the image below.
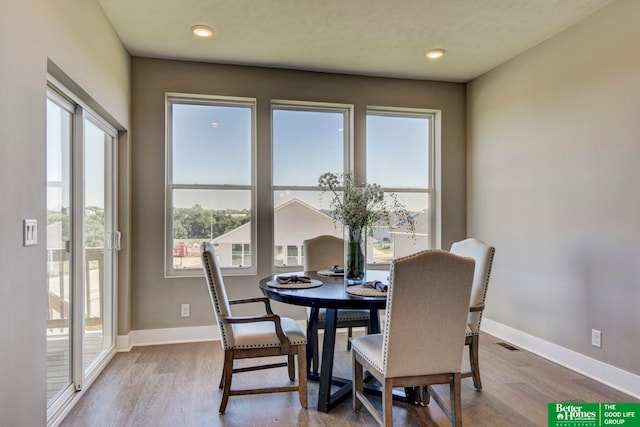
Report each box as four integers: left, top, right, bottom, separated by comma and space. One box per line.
46, 91, 74, 406
81, 115, 116, 374
46, 85, 118, 420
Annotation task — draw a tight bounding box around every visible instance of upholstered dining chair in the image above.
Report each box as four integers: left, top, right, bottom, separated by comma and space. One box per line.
303, 235, 371, 374
450, 238, 495, 390
352, 250, 475, 427
200, 242, 307, 413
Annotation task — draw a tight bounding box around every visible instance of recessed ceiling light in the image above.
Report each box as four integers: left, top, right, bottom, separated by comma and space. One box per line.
192, 25, 214, 38
425, 48, 446, 59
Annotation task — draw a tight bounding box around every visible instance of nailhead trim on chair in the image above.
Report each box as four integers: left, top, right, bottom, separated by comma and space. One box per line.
203, 250, 232, 350
354, 343, 385, 373
466, 246, 495, 337
316, 311, 370, 322
381, 252, 401, 374
231, 339, 307, 350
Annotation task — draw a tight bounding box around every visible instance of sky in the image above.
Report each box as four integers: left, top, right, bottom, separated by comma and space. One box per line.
47, 100, 108, 211
47, 99, 431, 213
172, 103, 431, 213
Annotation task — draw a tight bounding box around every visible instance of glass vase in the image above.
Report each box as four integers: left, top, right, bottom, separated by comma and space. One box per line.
344, 225, 366, 285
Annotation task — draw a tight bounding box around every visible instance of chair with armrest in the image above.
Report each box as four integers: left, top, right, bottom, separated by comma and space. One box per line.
351, 250, 475, 426
303, 235, 371, 374
200, 242, 307, 413
450, 237, 495, 390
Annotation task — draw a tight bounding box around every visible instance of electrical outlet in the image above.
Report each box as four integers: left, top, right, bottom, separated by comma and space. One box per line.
180, 303, 190, 318
591, 329, 602, 348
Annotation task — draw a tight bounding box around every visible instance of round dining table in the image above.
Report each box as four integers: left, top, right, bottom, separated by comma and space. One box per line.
259, 270, 389, 412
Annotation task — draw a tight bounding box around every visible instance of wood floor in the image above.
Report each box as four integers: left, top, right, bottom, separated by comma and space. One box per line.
60, 332, 637, 427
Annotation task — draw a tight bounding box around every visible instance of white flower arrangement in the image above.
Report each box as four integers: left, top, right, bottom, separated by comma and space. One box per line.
318, 172, 416, 237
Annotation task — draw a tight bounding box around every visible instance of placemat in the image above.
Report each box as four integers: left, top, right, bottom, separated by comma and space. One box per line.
317, 269, 344, 276
345, 284, 388, 297
266, 279, 323, 289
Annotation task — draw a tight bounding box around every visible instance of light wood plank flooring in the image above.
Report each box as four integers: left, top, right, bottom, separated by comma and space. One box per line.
60, 332, 637, 426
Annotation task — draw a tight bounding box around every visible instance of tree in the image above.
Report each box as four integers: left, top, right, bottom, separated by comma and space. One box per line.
173, 205, 250, 240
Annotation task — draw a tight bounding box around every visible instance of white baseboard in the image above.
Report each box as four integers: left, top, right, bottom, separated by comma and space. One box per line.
117, 325, 220, 351
116, 320, 308, 351
481, 318, 640, 399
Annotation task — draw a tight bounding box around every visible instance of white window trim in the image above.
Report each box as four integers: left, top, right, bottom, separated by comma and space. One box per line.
366, 106, 441, 258
270, 100, 354, 272
165, 93, 257, 277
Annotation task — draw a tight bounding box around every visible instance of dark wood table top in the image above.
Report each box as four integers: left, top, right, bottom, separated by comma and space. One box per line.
258, 270, 389, 310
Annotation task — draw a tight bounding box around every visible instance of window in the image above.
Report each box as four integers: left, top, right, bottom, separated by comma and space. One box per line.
366, 108, 434, 262
286, 245, 299, 265
166, 95, 255, 275
271, 102, 351, 268
275, 246, 284, 265
231, 243, 251, 266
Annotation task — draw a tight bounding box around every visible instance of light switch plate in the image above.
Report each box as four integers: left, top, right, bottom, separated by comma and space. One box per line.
591, 329, 602, 348
23, 219, 37, 246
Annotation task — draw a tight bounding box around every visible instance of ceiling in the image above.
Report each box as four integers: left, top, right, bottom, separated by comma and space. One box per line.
98, 0, 615, 82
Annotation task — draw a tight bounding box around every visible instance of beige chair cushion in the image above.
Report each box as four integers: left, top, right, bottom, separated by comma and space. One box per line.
231, 317, 307, 349
350, 333, 384, 373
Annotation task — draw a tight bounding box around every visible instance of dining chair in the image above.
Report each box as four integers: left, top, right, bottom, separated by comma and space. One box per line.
351, 250, 475, 427
303, 235, 371, 374
200, 242, 308, 413
450, 237, 495, 390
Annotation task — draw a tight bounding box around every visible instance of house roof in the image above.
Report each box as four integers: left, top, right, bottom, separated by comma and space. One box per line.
212, 198, 342, 244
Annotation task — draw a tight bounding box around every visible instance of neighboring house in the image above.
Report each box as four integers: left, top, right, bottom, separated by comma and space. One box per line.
211, 220, 251, 266
213, 198, 345, 267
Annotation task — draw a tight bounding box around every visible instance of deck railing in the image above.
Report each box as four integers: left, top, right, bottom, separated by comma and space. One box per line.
47, 247, 104, 330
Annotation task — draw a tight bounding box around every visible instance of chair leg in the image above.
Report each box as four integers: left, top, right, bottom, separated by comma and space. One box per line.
297, 345, 308, 409
347, 327, 353, 350
288, 354, 295, 381
420, 386, 431, 404
312, 324, 320, 374
450, 373, 463, 427
352, 354, 363, 411
382, 378, 393, 427
219, 350, 234, 413
218, 365, 225, 390
469, 335, 482, 390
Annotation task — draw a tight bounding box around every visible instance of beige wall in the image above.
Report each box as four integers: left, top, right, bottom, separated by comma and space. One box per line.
0, 0, 129, 425
468, 0, 640, 375
130, 58, 467, 329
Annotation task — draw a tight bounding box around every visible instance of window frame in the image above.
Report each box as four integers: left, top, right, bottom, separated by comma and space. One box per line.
270, 100, 353, 272
366, 106, 437, 261
165, 93, 257, 277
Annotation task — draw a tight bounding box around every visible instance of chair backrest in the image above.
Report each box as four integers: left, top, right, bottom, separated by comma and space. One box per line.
303, 235, 344, 271
450, 238, 495, 334
382, 250, 475, 378
201, 241, 234, 349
